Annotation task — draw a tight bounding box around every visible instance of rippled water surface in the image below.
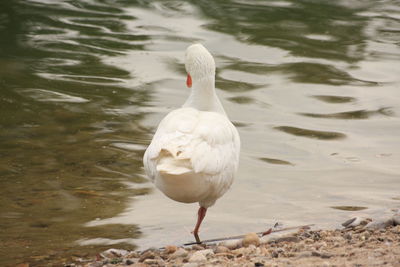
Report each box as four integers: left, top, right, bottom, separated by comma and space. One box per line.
1, 0, 400, 265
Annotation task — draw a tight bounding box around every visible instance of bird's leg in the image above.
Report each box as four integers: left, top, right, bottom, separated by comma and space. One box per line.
192, 206, 207, 244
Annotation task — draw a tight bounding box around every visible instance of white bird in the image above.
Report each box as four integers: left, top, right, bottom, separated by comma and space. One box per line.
143, 44, 240, 243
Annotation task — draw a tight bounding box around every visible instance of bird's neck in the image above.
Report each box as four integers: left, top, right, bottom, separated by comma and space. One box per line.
183, 76, 226, 115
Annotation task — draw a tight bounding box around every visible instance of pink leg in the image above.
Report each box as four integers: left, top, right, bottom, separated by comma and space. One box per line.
192, 206, 207, 243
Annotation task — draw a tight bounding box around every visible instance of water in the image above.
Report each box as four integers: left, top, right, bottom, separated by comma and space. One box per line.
1, 0, 399, 265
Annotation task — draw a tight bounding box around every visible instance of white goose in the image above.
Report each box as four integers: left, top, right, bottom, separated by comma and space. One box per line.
143, 44, 240, 242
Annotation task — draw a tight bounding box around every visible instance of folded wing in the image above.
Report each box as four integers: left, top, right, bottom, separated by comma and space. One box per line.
143, 107, 240, 183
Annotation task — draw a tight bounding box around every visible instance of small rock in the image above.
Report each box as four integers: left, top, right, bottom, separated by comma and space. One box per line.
259, 247, 269, 256
391, 225, 400, 234
293, 243, 305, 252
102, 248, 129, 258
271, 248, 284, 258
191, 244, 205, 250
260, 235, 270, 244
125, 259, 134, 265
143, 259, 158, 265
220, 239, 241, 250
310, 250, 333, 258
139, 251, 155, 262
164, 245, 177, 254
247, 244, 257, 254
320, 252, 333, 259
393, 215, 400, 226
342, 217, 362, 228
366, 219, 394, 230
297, 251, 313, 258
311, 251, 321, 257
214, 245, 230, 254
198, 249, 214, 257
232, 247, 246, 256
274, 236, 300, 243
360, 232, 370, 241
170, 248, 188, 259
242, 232, 260, 247
304, 238, 314, 244
127, 251, 140, 258
183, 263, 199, 267
215, 252, 235, 259
188, 251, 207, 263
344, 233, 352, 240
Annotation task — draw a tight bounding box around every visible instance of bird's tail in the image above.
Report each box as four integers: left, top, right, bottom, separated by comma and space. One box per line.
156, 148, 193, 175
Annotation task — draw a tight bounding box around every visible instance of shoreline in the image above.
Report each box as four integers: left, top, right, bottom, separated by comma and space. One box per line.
67, 215, 400, 267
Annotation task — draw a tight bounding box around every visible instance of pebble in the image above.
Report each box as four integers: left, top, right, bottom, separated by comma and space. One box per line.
170, 248, 188, 259
393, 215, 400, 226
74, 217, 400, 267
342, 217, 362, 228
273, 236, 300, 243
192, 244, 205, 250
361, 232, 370, 241
344, 233, 352, 240
125, 259, 134, 265
214, 245, 230, 254
232, 247, 247, 256
189, 251, 207, 263
215, 252, 235, 259
198, 249, 214, 257
366, 218, 394, 230
102, 248, 129, 258
143, 258, 158, 265
293, 243, 305, 252
312, 251, 333, 258
220, 239, 241, 250
127, 251, 140, 258
164, 245, 178, 254
242, 232, 260, 247
138, 251, 155, 262
297, 251, 313, 258
304, 238, 315, 244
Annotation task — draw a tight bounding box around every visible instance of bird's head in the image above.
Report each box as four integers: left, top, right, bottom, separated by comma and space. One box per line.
184, 44, 216, 88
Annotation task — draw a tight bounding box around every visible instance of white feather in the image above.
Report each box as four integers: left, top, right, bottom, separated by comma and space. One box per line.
143, 44, 240, 208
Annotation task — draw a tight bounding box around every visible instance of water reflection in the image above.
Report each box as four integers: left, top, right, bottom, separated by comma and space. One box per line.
1, 0, 400, 265
299, 107, 393, 120
275, 126, 346, 140
259, 157, 294, 166
331, 206, 368, 211
0, 0, 149, 265
311, 95, 356, 104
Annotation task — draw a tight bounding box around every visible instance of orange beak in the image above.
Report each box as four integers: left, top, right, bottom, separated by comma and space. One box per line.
186, 74, 192, 88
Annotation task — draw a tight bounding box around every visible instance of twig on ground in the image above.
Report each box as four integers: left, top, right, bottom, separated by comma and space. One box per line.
182, 224, 314, 246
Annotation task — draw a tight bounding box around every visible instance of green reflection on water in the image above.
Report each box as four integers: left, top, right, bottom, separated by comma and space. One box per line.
259, 157, 294, 166
299, 107, 393, 120
311, 95, 356, 104
0, 0, 151, 265
274, 126, 346, 140
331, 206, 368, 211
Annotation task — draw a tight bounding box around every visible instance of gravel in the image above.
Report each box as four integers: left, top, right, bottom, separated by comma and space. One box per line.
69, 216, 400, 267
